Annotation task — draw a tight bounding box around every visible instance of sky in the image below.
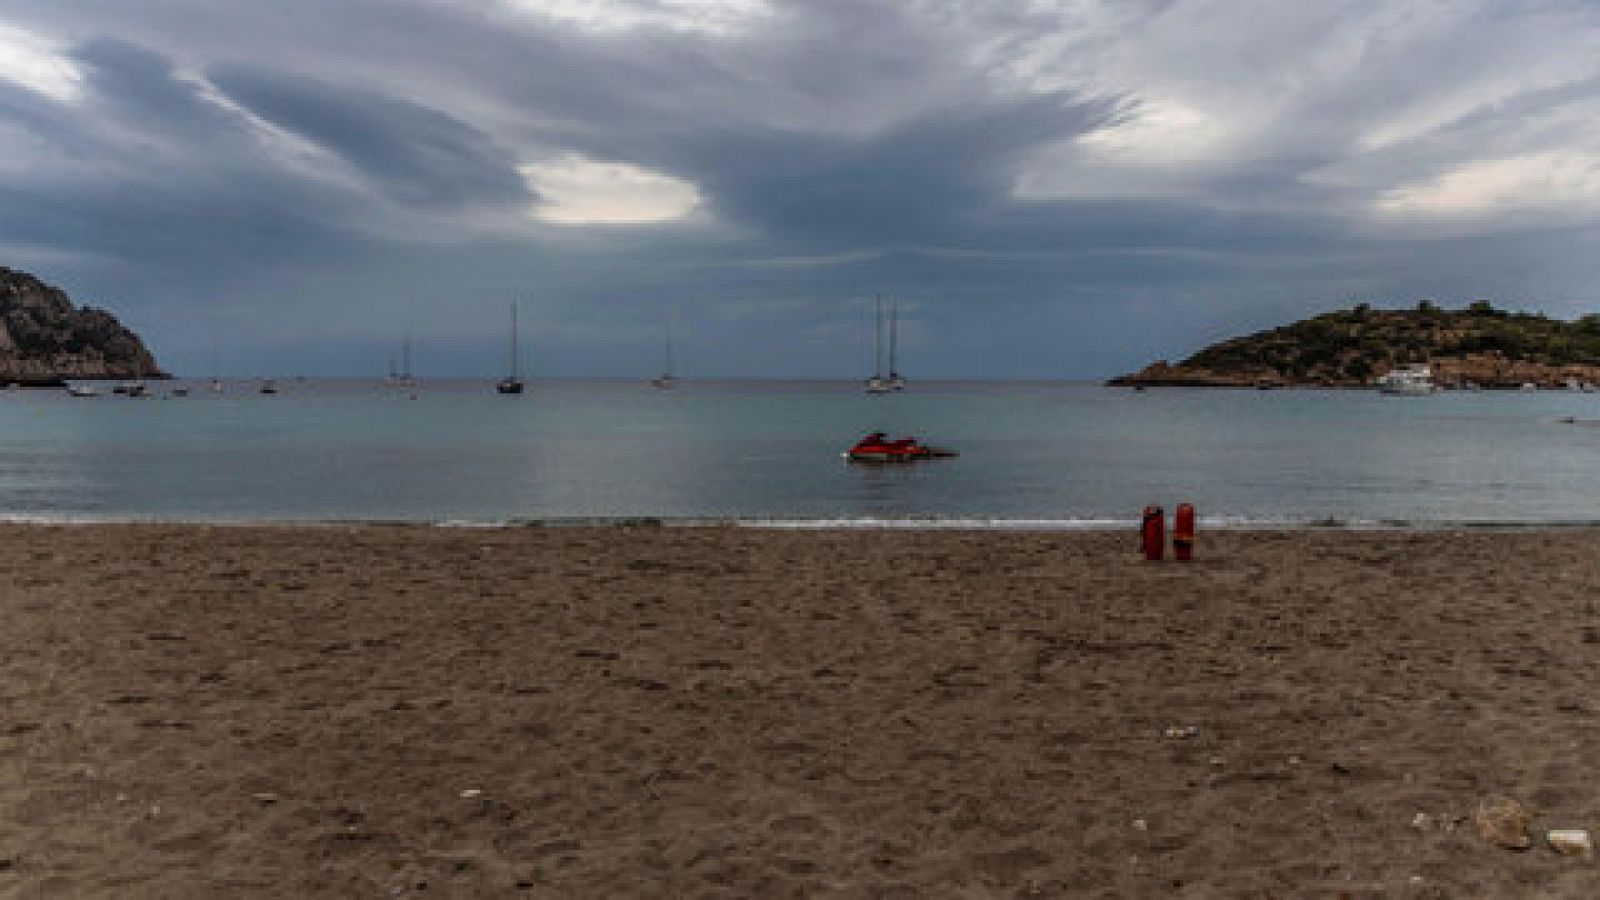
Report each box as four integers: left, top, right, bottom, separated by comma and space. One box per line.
3, 1, 1600, 377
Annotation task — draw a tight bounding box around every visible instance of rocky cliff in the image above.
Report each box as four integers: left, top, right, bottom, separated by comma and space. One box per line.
1109, 302, 1600, 389
0, 267, 163, 385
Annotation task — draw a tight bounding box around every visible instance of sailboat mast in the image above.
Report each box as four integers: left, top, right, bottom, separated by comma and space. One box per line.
508, 302, 519, 379
665, 328, 675, 377
889, 298, 898, 376
874, 294, 884, 378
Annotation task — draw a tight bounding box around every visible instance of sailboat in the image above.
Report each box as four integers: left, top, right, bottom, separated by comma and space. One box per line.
886, 298, 906, 392
391, 333, 417, 389
651, 329, 677, 390
496, 302, 525, 395
865, 294, 890, 393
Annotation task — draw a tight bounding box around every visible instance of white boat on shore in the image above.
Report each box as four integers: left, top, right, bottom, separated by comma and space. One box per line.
1376, 364, 1436, 395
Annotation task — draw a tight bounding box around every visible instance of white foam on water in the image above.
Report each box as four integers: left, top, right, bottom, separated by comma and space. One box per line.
2, 512, 1599, 532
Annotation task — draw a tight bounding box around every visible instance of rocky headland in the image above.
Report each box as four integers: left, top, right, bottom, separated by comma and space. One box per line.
1110, 301, 1600, 388
0, 267, 163, 385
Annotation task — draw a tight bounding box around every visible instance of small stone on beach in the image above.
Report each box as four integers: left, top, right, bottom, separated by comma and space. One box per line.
1475, 797, 1532, 850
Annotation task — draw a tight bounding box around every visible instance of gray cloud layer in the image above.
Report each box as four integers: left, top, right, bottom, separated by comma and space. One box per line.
2, 1, 1600, 376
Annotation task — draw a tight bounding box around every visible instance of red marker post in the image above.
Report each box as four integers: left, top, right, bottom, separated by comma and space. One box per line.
1173, 503, 1195, 561
1141, 505, 1165, 561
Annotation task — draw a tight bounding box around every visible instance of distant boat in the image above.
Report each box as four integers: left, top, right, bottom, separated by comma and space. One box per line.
66, 383, 99, 398
259, 379, 279, 395
1376, 364, 1435, 395
496, 301, 525, 395
651, 328, 677, 390
170, 387, 189, 398
390, 334, 417, 388
114, 364, 149, 397
865, 294, 891, 394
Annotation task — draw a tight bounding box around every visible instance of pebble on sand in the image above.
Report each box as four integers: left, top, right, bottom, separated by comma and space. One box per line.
1474, 797, 1532, 850
1547, 829, 1593, 858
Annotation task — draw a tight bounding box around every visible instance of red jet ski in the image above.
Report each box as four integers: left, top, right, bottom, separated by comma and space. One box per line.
845, 432, 959, 463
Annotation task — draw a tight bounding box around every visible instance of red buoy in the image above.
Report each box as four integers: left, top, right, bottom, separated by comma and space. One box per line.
1141, 505, 1165, 561
1173, 503, 1195, 561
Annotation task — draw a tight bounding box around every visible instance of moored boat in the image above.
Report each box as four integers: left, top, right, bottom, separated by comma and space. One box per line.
651, 328, 677, 390
864, 295, 892, 394
496, 301, 525, 395
1376, 364, 1435, 395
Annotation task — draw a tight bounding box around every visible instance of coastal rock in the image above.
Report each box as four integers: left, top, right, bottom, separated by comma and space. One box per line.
0, 266, 163, 384
1474, 797, 1532, 850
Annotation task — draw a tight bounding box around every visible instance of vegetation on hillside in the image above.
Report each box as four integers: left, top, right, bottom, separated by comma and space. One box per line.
1165, 300, 1600, 384
0, 266, 162, 380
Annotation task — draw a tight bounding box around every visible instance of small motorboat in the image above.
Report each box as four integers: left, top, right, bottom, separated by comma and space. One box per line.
259, 379, 279, 395
844, 432, 958, 463
66, 383, 99, 398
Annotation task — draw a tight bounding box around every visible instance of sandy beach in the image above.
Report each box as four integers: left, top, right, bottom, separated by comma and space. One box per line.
2, 524, 1598, 897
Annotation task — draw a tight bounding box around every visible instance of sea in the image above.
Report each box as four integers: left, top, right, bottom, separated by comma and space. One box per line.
2, 378, 1599, 528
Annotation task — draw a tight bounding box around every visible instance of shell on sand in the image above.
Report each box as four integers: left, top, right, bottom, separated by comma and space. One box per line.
1547, 829, 1593, 857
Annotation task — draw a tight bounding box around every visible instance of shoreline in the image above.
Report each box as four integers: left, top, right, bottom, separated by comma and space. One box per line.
9, 513, 1600, 531
4, 525, 1599, 895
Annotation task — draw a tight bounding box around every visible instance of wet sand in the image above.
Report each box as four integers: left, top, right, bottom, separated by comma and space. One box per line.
2, 524, 1598, 897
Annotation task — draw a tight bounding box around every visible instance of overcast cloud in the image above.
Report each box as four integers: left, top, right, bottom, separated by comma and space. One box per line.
2, 0, 1600, 376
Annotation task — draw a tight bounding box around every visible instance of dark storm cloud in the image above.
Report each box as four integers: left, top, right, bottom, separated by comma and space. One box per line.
209, 67, 532, 210
73, 38, 227, 135
0, 37, 373, 272
668, 93, 1118, 246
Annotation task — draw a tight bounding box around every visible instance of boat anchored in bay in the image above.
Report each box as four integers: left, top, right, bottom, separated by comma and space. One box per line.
650, 328, 677, 391
1376, 364, 1436, 396
496, 301, 525, 395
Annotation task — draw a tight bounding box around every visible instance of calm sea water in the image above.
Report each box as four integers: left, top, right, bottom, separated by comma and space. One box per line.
2, 378, 1599, 526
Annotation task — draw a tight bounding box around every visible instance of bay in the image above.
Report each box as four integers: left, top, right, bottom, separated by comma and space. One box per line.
1, 378, 1598, 525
